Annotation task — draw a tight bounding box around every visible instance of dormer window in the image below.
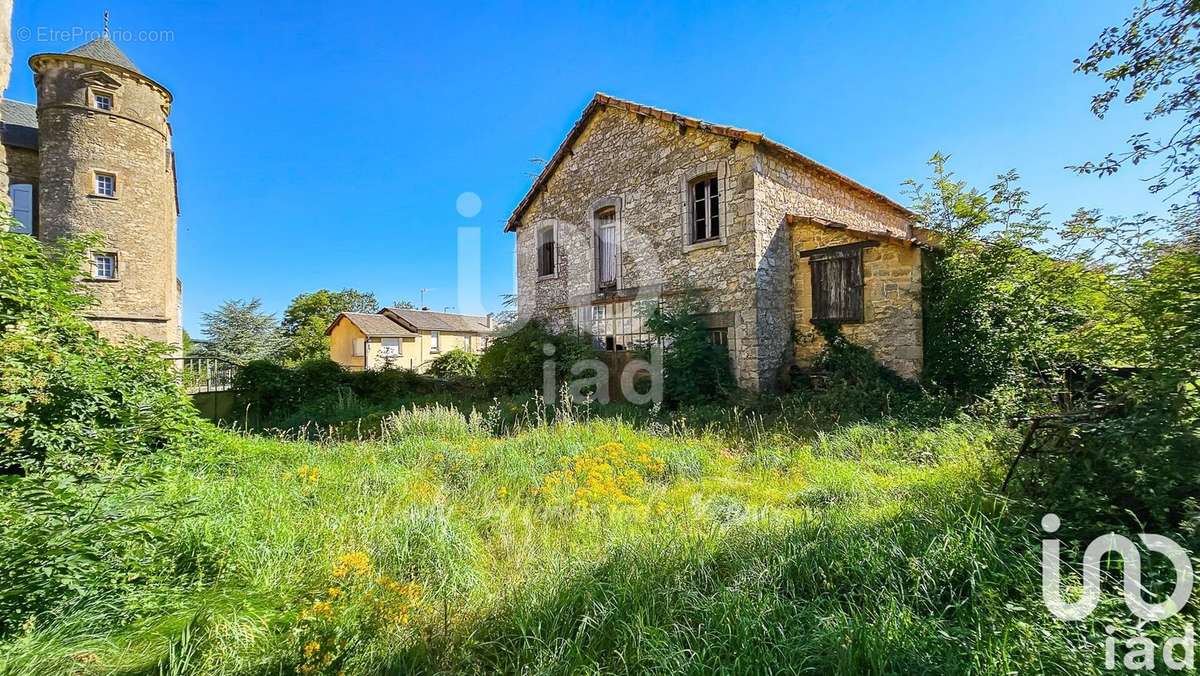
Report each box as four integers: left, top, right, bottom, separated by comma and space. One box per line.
94, 172, 116, 198
93, 92, 113, 111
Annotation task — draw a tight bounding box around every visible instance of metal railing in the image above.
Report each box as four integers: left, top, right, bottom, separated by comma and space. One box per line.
166, 356, 241, 394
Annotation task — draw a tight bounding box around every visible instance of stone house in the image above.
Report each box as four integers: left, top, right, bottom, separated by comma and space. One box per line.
1, 34, 181, 347
507, 93, 932, 391
326, 308, 492, 371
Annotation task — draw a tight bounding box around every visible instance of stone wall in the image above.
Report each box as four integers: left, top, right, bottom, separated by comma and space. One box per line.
33, 56, 180, 347
789, 222, 924, 379
515, 104, 763, 388
512, 101, 921, 390
750, 147, 916, 387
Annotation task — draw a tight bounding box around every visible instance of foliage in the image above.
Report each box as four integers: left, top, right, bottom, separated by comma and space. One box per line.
802, 322, 936, 422
907, 155, 1121, 402
0, 223, 207, 634
233, 359, 453, 427
644, 294, 735, 406
1074, 0, 1200, 200
281, 288, 378, 364
390, 299, 415, 309
193, 298, 288, 363
8, 412, 1190, 674
478, 320, 595, 395
428, 348, 480, 378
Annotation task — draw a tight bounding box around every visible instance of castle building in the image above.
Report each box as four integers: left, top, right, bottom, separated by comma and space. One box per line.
2, 34, 181, 347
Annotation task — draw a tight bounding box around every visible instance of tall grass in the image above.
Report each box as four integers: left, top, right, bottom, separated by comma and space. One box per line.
0, 407, 1182, 674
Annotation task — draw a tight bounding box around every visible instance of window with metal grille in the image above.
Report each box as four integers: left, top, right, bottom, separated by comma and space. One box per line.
536, 224, 556, 277
810, 247, 865, 323
577, 300, 655, 351
595, 206, 618, 289
691, 175, 720, 242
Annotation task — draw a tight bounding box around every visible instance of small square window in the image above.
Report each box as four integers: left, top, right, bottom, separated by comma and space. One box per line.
95, 173, 116, 197
93, 253, 116, 279
93, 93, 113, 111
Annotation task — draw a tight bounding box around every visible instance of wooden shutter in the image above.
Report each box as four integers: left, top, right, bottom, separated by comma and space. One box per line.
810, 248, 864, 323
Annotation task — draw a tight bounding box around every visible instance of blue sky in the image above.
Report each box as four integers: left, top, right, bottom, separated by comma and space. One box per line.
9, 1, 1169, 336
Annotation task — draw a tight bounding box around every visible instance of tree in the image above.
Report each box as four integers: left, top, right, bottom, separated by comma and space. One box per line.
195, 298, 287, 363
1074, 0, 1200, 201
280, 288, 378, 363
391, 299, 415, 309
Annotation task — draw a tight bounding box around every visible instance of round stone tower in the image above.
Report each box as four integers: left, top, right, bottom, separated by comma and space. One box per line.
29, 36, 180, 347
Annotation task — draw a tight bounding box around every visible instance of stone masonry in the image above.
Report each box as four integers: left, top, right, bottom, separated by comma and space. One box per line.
2, 35, 181, 348
508, 94, 922, 391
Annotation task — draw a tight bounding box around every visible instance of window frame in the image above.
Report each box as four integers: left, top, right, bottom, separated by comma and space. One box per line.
536, 222, 558, 279
92, 91, 114, 111
800, 242, 874, 325
351, 337, 366, 357
91, 251, 118, 281
429, 330, 440, 353
93, 171, 117, 198
589, 196, 623, 292
680, 161, 729, 252
689, 174, 721, 243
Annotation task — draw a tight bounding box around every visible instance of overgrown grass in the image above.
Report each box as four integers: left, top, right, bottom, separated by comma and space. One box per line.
0, 409, 1187, 674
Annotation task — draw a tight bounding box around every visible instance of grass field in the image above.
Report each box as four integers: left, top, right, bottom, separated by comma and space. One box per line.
0, 406, 1164, 674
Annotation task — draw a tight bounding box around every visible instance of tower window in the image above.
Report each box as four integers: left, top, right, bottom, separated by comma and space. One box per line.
94, 173, 116, 198
93, 252, 117, 280
93, 92, 113, 111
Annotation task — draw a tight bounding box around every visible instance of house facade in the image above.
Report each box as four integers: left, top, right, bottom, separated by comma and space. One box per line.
326, 308, 492, 371
508, 94, 929, 391
2, 34, 181, 348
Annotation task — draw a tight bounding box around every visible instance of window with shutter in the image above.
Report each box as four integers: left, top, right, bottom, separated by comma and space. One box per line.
809, 247, 865, 323
595, 206, 618, 289
7, 184, 33, 235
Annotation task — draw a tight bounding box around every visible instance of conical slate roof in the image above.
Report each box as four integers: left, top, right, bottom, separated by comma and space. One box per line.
66, 36, 139, 73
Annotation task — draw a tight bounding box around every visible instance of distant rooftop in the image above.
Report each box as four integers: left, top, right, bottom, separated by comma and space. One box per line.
1, 99, 38, 150
383, 308, 491, 333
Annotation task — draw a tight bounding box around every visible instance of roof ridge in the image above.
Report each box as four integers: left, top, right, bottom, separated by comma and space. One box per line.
504, 92, 911, 232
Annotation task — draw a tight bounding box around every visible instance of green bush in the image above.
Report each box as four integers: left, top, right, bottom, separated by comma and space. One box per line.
0, 224, 207, 633
478, 320, 595, 395
644, 294, 735, 406
234, 359, 457, 427
428, 349, 481, 378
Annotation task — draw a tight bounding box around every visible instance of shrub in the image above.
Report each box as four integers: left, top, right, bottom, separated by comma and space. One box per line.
644, 294, 735, 406
428, 349, 481, 378
478, 320, 595, 395
0, 223, 207, 632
